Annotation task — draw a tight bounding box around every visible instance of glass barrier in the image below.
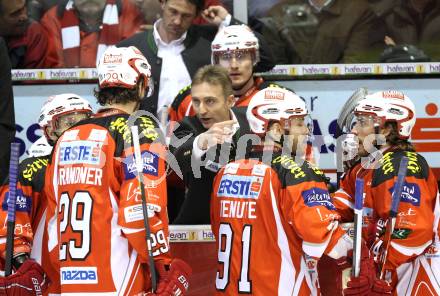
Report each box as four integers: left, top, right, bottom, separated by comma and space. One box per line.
12, 74, 440, 183
247, 0, 440, 64
5, 1, 440, 69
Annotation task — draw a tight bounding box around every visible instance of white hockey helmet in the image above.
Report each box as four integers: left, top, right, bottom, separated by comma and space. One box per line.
39, 93, 93, 129
97, 46, 152, 91
211, 25, 259, 65
27, 136, 53, 158
354, 90, 416, 139
247, 87, 308, 136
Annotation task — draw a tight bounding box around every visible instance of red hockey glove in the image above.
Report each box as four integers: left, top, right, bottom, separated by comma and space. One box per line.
0, 259, 50, 295
146, 259, 192, 296
343, 242, 376, 296
369, 279, 392, 295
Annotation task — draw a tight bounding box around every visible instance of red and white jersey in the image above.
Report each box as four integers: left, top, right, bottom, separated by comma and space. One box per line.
333, 149, 440, 292
210, 150, 345, 296
47, 109, 171, 295
0, 154, 60, 295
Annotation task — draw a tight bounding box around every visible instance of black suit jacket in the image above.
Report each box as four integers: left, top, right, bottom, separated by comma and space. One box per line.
0, 38, 16, 185
170, 107, 252, 224
117, 21, 274, 116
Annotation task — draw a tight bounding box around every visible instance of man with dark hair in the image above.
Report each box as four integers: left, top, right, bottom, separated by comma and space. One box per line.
170, 65, 251, 224
118, 0, 274, 117
47, 46, 191, 295
0, 94, 93, 295
0, 0, 58, 68
331, 90, 439, 295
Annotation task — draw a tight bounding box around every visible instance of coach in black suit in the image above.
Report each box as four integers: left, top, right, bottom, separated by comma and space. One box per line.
117, 0, 274, 117
169, 65, 252, 224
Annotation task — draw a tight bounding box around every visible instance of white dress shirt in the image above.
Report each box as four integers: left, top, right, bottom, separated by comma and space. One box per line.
192, 110, 240, 160
153, 19, 192, 114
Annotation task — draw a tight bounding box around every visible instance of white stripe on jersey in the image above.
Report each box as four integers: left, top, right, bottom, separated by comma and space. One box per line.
109, 189, 136, 295
334, 190, 354, 209
30, 209, 46, 264
185, 101, 192, 117
268, 170, 296, 296
391, 240, 432, 257
49, 142, 61, 252
419, 256, 440, 295
433, 192, 440, 243
395, 255, 440, 296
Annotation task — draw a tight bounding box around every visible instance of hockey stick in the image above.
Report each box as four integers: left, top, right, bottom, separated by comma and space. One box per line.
130, 125, 157, 292
379, 156, 409, 280
335, 88, 369, 187
352, 178, 364, 277
4, 143, 20, 276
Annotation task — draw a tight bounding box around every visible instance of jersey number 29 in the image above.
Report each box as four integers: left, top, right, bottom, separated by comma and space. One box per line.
59, 191, 92, 260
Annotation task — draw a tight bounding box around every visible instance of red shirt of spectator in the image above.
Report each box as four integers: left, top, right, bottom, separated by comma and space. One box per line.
40, 0, 143, 67
7, 21, 59, 68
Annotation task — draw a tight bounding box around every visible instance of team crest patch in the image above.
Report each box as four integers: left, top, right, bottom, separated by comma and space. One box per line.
2, 189, 31, 213
123, 151, 159, 179
301, 188, 335, 210
389, 181, 420, 206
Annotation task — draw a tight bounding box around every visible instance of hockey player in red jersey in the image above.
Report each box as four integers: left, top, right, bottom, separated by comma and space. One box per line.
333, 90, 440, 295
0, 93, 93, 295
168, 24, 285, 123
210, 86, 378, 295
46, 46, 191, 295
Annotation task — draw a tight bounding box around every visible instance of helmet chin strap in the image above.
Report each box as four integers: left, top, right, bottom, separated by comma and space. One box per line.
233, 75, 254, 96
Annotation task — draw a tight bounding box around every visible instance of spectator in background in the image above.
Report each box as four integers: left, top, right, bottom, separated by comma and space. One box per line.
0, 37, 15, 185
118, 0, 234, 117
131, 0, 162, 30
170, 65, 251, 224
0, 0, 58, 68
118, 0, 274, 117
132, 0, 224, 32
375, 0, 440, 61
192, 0, 224, 24
27, 0, 57, 21
41, 0, 143, 68
259, 0, 383, 64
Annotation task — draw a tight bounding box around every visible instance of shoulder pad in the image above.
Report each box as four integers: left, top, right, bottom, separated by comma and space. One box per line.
372, 150, 430, 187
20, 155, 49, 186
108, 114, 161, 155
171, 84, 192, 110
271, 155, 327, 186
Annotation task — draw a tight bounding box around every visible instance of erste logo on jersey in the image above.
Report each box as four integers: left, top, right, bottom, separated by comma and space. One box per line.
302, 187, 335, 210
389, 181, 421, 206
59, 141, 102, 165
61, 267, 97, 284
217, 175, 262, 199
124, 151, 159, 179
2, 189, 31, 213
